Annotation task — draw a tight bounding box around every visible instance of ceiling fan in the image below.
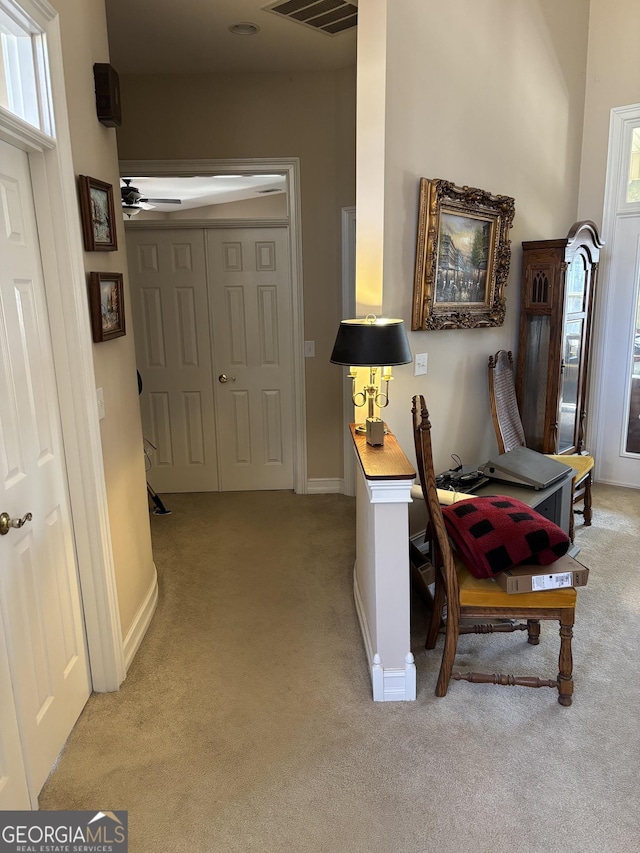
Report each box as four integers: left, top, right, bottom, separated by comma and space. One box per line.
121, 178, 182, 217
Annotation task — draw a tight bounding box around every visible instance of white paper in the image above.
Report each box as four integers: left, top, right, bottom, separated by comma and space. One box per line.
531, 572, 573, 591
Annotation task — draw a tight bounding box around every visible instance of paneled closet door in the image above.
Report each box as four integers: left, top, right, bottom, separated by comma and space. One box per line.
207, 228, 294, 491
127, 229, 219, 493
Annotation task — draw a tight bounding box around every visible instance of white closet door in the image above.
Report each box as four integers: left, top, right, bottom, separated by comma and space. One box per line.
127, 228, 219, 492
207, 228, 294, 491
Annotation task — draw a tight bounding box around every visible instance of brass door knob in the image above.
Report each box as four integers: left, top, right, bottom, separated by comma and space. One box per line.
0, 511, 33, 536
218, 374, 236, 383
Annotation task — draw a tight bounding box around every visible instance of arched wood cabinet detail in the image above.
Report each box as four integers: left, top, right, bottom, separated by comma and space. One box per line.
516, 221, 604, 455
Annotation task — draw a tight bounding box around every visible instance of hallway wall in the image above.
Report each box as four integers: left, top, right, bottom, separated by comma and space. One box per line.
50, 0, 155, 641
115, 68, 357, 481
357, 0, 590, 472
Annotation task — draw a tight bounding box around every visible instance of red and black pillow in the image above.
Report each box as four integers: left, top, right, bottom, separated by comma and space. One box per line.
442, 496, 570, 579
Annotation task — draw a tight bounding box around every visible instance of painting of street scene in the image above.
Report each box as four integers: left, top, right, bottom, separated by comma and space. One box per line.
434, 212, 493, 304
90, 185, 113, 245
88, 271, 125, 342
100, 278, 121, 332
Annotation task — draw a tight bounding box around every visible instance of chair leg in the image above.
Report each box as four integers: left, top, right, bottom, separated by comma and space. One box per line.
527, 619, 540, 645
435, 624, 458, 697
583, 471, 593, 526
426, 574, 445, 650
435, 603, 460, 698
557, 611, 574, 706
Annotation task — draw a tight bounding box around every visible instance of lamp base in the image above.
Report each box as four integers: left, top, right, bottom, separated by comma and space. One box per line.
354, 421, 390, 438
365, 417, 385, 446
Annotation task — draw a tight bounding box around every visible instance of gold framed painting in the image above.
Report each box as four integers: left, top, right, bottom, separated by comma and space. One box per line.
412, 178, 515, 330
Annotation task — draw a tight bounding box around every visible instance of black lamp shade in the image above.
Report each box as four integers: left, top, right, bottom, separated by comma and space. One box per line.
330, 317, 412, 366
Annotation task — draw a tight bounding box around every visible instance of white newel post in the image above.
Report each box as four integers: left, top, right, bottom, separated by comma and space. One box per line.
350, 426, 416, 701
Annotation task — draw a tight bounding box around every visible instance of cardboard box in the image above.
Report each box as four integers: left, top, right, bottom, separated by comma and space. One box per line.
494, 554, 589, 594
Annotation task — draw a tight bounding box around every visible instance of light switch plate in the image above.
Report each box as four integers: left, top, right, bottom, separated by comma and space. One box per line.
304, 340, 315, 357
414, 352, 428, 376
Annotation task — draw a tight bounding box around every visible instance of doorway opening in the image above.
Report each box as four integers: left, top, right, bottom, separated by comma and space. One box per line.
120, 158, 307, 495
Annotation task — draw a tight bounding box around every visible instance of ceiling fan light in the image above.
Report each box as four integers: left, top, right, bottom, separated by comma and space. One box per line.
123, 205, 142, 218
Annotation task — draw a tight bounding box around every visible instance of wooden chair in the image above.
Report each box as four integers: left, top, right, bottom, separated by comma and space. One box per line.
412, 394, 578, 706
488, 349, 594, 541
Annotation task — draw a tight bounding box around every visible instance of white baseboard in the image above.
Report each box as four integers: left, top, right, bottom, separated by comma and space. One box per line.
306, 478, 344, 494
593, 476, 640, 490
353, 566, 416, 702
353, 564, 374, 666
123, 564, 158, 671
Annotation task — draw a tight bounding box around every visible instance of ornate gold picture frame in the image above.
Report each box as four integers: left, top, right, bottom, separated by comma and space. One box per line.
412, 178, 515, 330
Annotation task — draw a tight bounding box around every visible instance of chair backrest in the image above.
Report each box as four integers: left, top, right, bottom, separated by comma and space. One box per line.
412, 395, 460, 622
488, 349, 526, 454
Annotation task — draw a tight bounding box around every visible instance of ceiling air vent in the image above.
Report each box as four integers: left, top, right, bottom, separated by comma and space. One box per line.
264, 0, 357, 35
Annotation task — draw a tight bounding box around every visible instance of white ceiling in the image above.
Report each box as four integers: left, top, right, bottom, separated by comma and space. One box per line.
121, 174, 287, 212
105, 0, 358, 76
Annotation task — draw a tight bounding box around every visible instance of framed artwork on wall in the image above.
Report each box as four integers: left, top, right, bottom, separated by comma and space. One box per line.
88, 272, 126, 342
78, 175, 118, 251
412, 178, 515, 330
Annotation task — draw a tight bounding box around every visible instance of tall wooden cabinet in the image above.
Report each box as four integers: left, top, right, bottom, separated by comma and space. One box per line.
516, 221, 603, 455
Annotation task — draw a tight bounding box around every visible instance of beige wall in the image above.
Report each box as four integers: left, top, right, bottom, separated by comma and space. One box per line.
357, 0, 590, 473
577, 0, 640, 456
578, 0, 640, 221
51, 0, 155, 640
115, 69, 357, 480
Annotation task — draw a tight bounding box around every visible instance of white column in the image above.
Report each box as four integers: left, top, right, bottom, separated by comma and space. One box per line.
352, 448, 416, 701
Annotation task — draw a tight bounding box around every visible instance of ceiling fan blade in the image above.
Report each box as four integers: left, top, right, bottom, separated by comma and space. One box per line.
141, 197, 182, 205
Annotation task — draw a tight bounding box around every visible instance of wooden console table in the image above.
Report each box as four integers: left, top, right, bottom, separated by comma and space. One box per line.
350, 424, 417, 701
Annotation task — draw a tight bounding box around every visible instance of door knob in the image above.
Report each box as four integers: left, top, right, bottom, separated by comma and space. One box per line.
0, 511, 33, 536
218, 374, 236, 383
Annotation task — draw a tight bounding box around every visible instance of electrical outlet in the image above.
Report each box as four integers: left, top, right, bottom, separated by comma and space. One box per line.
96, 387, 105, 420
414, 352, 428, 376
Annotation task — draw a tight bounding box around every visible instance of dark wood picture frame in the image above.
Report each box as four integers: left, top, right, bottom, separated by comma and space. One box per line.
78, 175, 118, 251
412, 178, 515, 330
88, 272, 126, 342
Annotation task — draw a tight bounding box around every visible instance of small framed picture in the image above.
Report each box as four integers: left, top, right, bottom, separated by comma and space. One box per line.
88, 272, 126, 342
78, 175, 118, 251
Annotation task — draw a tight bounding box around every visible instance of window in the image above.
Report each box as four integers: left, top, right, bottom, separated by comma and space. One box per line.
626, 127, 640, 203
0, 2, 54, 136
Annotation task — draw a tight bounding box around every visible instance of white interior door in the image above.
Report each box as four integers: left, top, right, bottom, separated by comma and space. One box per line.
0, 604, 29, 808
0, 140, 91, 804
127, 229, 219, 492
207, 228, 294, 491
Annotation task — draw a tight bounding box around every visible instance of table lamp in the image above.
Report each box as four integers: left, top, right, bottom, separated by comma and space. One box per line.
330, 314, 412, 446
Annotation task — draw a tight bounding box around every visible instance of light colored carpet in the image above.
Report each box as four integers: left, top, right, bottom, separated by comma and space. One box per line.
39, 485, 640, 852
